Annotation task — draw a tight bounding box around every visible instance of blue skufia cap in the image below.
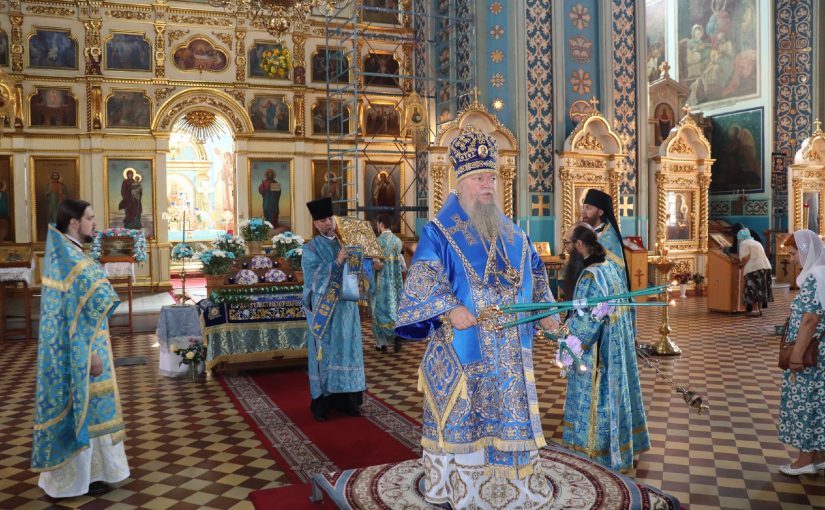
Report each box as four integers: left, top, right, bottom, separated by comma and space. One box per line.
448, 125, 498, 181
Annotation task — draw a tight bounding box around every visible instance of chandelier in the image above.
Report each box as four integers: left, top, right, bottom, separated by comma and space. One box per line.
208, 0, 337, 39
175, 110, 229, 143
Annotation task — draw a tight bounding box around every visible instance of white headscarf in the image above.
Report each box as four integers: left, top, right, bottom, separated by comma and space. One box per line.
794, 229, 825, 306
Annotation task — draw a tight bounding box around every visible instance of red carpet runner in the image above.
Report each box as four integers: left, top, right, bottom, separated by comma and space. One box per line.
218, 369, 420, 509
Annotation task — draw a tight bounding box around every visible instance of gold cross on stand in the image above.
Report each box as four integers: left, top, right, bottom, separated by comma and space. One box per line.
588, 96, 600, 112
815, 118, 823, 135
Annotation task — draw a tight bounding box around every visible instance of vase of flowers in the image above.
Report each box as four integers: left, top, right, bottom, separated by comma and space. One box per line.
692, 272, 706, 296
272, 231, 305, 258
200, 249, 235, 295
259, 47, 292, 79
241, 218, 274, 254
674, 272, 691, 298
171, 339, 206, 382
213, 234, 246, 258
286, 247, 303, 281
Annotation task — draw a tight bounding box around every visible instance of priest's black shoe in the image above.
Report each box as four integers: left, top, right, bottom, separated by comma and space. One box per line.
87, 481, 112, 497
394, 337, 402, 353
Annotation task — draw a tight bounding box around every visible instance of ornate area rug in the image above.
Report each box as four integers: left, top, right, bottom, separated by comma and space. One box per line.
310, 443, 681, 509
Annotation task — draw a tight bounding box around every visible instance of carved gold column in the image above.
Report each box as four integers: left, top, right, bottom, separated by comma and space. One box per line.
698, 173, 710, 252
91, 85, 102, 130
293, 91, 305, 136
500, 164, 516, 219
235, 29, 247, 82
10, 15, 23, 73
609, 166, 621, 221
83, 20, 103, 75
401, 43, 413, 92
793, 178, 803, 232
655, 172, 668, 245
431, 163, 448, 213
14, 84, 23, 128
560, 168, 574, 237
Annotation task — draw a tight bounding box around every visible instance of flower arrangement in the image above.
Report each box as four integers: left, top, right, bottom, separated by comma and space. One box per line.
90, 228, 148, 263
199, 249, 236, 275
673, 272, 692, 284
692, 272, 705, 286
171, 242, 194, 261
272, 231, 305, 258
171, 337, 206, 366
285, 247, 303, 271
213, 234, 246, 258
240, 218, 274, 242
259, 47, 292, 79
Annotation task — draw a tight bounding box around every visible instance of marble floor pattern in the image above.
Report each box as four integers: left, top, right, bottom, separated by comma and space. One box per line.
1, 289, 824, 509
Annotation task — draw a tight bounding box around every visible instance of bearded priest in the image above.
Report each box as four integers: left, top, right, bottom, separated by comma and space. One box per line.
396, 126, 558, 509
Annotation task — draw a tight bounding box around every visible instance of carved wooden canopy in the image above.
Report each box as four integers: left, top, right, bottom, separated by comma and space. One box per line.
557, 109, 625, 237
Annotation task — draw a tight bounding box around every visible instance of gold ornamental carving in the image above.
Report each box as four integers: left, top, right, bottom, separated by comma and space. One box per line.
155, 86, 176, 104
698, 173, 710, 252
156, 93, 249, 134
291, 33, 306, 66
14, 84, 24, 127
499, 164, 516, 218
573, 131, 604, 151
559, 169, 604, 183
105, 9, 151, 20
90, 85, 102, 130
431, 163, 448, 212
167, 29, 190, 44
669, 136, 693, 155
26, 5, 76, 16
83, 20, 103, 76
169, 14, 232, 27
212, 32, 233, 49
235, 29, 247, 82
225, 88, 245, 104
573, 159, 606, 169
666, 163, 694, 173
154, 23, 166, 78
803, 143, 822, 162
293, 91, 305, 136
10, 15, 23, 72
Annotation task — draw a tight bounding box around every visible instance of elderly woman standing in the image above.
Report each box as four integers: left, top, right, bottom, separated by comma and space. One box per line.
778, 229, 825, 475
738, 228, 773, 317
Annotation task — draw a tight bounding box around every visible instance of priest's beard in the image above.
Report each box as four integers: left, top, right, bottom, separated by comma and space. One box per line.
562, 249, 585, 300
465, 199, 502, 243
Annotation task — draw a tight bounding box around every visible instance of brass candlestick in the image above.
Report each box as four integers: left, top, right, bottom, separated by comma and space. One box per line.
648, 258, 681, 355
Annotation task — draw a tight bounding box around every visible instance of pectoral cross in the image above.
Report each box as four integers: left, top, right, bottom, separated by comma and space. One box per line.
635, 269, 643, 288
444, 215, 477, 245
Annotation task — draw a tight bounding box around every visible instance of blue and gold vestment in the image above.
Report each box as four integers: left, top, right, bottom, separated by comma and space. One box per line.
562, 259, 649, 471
595, 221, 628, 288
32, 226, 124, 472
371, 231, 404, 347
302, 236, 366, 399
396, 192, 555, 477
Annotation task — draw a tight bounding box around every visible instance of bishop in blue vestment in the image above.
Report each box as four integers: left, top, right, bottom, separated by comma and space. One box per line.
302, 197, 367, 421
32, 200, 129, 498
396, 127, 558, 508
560, 223, 649, 472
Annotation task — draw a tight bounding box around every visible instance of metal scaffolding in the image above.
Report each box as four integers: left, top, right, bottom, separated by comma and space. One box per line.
321, 0, 476, 233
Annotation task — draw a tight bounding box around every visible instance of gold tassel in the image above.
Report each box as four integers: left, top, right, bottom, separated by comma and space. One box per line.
317, 346, 323, 361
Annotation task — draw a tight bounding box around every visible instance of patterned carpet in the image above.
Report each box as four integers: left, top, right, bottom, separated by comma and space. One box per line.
1, 290, 824, 509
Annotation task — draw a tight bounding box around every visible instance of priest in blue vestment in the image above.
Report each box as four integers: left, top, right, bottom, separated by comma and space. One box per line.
560, 223, 649, 472
581, 188, 630, 289
302, 197, 367, 421
370, 213, 405, 352
32, 199, 129, 498
396, 126, 558, 508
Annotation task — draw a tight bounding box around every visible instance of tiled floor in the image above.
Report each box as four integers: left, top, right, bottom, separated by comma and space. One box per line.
1, 289, 824, 509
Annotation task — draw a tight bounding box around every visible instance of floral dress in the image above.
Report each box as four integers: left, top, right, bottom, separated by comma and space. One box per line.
778, 275, 825, 451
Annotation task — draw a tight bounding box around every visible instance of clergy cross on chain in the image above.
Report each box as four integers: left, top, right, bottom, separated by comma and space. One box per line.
444, 215, 477, 245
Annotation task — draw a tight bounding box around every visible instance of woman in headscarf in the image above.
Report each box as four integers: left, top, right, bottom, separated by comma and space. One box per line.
737, 228, 772, 316
778, 230, 825, 475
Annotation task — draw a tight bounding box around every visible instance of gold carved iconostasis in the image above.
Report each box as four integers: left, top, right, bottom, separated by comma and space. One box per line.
556, 108, 625, 237
426, 98, 518, 219
649, 111, 713, 281
0, 1, 415, 289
